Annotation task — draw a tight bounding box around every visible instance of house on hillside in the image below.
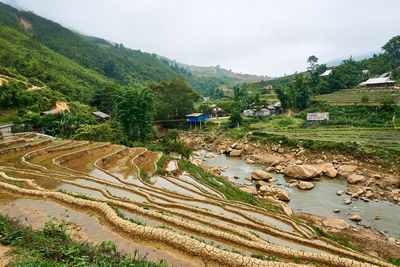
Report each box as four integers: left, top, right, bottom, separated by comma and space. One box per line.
92, 111, 110, 122
379, 72, 392, 78
0, 124, 13, 135
306, 113, 329, 122
319, 70, 332, 77
243, 106, 270, 117
358, 77, 395, 88
40, 110, 60, 116
210, 104, 223, 116
186, 113, 207, 129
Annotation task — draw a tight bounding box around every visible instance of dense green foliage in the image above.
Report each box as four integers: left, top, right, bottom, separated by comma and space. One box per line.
115, 87, 155, 141
150, 77, 200, 120
0, 213, 168, 266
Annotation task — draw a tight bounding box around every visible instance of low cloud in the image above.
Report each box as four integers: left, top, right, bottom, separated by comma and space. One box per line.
5, 0, 400, 76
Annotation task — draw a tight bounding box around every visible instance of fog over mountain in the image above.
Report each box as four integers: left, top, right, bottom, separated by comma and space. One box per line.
3, 0, 400, 76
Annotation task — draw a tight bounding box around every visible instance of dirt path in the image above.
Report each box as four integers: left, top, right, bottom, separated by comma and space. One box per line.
0, 244, 12, 267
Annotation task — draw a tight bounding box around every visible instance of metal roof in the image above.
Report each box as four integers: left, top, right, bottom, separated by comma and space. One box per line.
92, 111, 110, 118
359, 77, 395, 86
379, 72, 392, 78
185, 113, 203, 117
0, 124, 13, 129
319, 70, 332, 77
41, 110, 60, 115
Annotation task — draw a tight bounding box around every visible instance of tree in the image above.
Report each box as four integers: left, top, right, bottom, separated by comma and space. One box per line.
275, 87, 290, 110
73, 121, 124, 143
150, 77, 200, 120
307, 55, 319, 72
198, 103, 212, 115
382, 35, 400, 60
287, 75, 310, 110
361, 95, 369, 104
229, 109, 243, 125
115, 87, 155, 141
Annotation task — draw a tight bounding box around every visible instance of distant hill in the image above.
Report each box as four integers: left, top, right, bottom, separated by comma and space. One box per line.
325, 52, 379, 67
0, 1, 263, 98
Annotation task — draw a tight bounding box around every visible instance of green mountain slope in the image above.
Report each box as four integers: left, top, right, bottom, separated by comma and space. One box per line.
0, 21, 109, 102
0, 2, 182, 87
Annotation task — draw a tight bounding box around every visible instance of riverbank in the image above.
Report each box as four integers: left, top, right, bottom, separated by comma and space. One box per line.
181, 132, 400, 260
181, 132, 400, 205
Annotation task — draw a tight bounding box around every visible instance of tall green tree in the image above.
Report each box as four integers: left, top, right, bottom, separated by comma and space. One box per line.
150, 77, 200, 120
307, 55, 319, 72
115, 87, 155, 141
382, 35, 400, 60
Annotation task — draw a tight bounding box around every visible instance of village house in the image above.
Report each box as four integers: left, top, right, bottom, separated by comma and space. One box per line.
210, 104, 223, 116
40, 110, 60, 115
306, 112, 329, 122
0, 124, 13, 135
92, 111, 110, 122
319, 70, 332, 77
358, 72, 395, 88
243, 106, 270, 117
186, 113, 207, 129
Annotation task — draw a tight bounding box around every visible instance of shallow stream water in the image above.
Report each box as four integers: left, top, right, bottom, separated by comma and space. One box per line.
195, 150, 400, 238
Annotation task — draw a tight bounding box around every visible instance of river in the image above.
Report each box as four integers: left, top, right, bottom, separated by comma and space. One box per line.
195, 150, 400, 238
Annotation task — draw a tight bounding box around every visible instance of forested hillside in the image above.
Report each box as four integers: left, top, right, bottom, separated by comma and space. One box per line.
0, 2, 246, 97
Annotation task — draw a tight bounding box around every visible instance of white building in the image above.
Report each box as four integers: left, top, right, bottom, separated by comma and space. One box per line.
0, 124, 13, 135
319, 70, 332, 77
243, 108, 270, 117
306, 113, 329, 121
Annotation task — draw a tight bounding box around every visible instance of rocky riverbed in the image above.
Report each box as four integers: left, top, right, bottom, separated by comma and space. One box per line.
181, 133, 400, 258
182, 133, 400, 205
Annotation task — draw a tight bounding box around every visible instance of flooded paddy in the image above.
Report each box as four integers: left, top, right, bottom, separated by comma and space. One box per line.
0, 136, 395, 266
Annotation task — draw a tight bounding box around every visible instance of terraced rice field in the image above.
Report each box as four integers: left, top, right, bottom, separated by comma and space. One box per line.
0, 133, 395, 266
312, 87, 400, 104
261, 127, 400, 153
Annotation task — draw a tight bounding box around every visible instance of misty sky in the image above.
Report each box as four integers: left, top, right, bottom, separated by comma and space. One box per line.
4, 0, 400, 76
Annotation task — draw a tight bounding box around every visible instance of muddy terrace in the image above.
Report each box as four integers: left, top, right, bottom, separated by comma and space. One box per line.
0, 133, 396, 266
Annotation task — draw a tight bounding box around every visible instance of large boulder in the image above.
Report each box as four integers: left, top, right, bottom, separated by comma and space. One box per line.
229, 149, 242, 157
273, 188, 290, 201
252, 154, 284, 166
192, 151, 201, 156
314, 162, 338, 178
258, 185, 290, 201
240, 186, 256, 195
322, 218, 349, 230
347, 174, 366, 184
205, 152, 214, 158
283, 164, 321, 180
251, 170, 272, 180
349, 214, 362, 222
297, 181, 314, 190
337, 165, 357, 177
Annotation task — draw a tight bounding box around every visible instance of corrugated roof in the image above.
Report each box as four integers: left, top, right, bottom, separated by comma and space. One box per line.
319, 70, 332, 76
41, 110, 60, 115
379, 72, 392, 78
92, 111, 110, 118
185, 113, 203, 117
0, 124, 13, 129
359, 77, 395, 85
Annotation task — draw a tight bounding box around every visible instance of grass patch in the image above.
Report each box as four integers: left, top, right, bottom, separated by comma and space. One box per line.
0, 179, 23, 188
108, 204, 146, 226
139, 169, 152, 184
154, 153, 168, 175
0, 213, 165, 266
388, 257, 400, 266
310, 225, 357, 251
177, 159, 282, 214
